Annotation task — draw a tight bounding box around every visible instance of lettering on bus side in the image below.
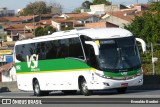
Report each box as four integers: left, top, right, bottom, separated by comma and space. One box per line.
26, 54, 39, 69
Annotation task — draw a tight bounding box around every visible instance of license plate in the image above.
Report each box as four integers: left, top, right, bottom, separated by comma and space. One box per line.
121, 83, 128, 87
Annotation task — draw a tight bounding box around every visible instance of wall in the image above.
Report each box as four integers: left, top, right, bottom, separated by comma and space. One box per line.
2, 66, 16, 82
103, 15, 130, 28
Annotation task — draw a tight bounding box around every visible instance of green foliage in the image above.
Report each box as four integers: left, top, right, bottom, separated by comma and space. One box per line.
44, 25, 56, 34
149, 1, 160, 12
124, 2, 160, 75
124, 11, 160, 44
73, 0, 111, 13
19, 1, 49, 15
35, 26, 56, 37
72, 7, 82, 13
19, 1, 62, 16
92, 0, 111, 5
82, 1, 93, 9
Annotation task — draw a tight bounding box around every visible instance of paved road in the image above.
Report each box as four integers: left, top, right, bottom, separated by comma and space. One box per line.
0, 90, 160, 98
0, 90, 160, 107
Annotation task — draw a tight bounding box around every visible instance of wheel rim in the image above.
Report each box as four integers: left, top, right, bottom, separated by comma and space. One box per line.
82, 81, 87, 93
34, 83, 40, 94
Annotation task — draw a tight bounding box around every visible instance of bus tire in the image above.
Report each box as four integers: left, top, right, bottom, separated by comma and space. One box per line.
116, 87, 127, 94
33, 80, 42, 96
80, 78, 92, 96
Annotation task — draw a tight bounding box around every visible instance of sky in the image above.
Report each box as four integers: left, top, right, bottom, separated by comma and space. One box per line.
0, 0, 149, 13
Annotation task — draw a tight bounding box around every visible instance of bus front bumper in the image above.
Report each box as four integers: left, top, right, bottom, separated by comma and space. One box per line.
87, 74, 143, 90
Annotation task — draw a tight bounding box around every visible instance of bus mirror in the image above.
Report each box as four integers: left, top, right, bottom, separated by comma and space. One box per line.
85, 41, 99, 55
136, 38, 146, 53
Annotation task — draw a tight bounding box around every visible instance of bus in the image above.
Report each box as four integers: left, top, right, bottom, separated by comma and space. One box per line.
14, 28, 146, 96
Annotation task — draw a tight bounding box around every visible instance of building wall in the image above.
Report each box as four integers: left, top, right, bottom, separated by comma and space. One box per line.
90, 4, 106, 12
0, 9, 15, 16
90, 4, 124, 13
6, 35, 12, 41
78, 16, 100, 24
103, 15, 130, 28
2, 66, 16, 82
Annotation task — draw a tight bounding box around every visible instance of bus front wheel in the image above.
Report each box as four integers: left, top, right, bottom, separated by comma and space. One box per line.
80, 78, 92, 96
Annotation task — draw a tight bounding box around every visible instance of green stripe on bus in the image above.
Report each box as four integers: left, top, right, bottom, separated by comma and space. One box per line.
16, 58, 91, 73
103, 68, 141, 77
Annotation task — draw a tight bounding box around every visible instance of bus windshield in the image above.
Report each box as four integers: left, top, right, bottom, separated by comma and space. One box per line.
98, 37, 141, 72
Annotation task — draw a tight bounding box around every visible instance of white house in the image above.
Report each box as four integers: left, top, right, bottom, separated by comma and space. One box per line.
60, 13, 100, 24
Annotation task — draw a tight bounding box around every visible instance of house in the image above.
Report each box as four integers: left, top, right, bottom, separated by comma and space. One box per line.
39, 19, 52, 26
0, 16, 22, 25
40, 13, 60, 20
0, 62, 16, 82
85, 21, 118, 28
102, 10, 142, 28
19, 15, 40, 23
129, 4, 149, 11
4, 23, 35, 41
51, 17, 74, 31
60, 13, 100, 24
90, 4, 128, 13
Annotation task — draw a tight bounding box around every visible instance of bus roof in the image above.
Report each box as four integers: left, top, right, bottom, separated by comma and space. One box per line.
15, 28, 133, 45
76, 28, 133, 39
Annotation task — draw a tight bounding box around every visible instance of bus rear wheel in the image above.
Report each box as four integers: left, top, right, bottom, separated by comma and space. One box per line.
116, 87, 127, 94
80, 78, 92, 96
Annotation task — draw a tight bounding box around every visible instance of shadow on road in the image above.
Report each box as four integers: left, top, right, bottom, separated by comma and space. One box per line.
30, 89, 160, 97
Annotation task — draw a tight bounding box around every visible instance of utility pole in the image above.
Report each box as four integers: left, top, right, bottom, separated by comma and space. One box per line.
151, 42, 155, 75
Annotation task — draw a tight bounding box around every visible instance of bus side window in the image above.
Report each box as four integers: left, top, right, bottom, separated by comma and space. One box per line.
69, 38, 84, 60
57, 39, 69, 58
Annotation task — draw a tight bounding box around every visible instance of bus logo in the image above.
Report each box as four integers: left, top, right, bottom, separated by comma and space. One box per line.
121, 72, 127, 76
16, 65, 21, 70
26, 54, 39, 69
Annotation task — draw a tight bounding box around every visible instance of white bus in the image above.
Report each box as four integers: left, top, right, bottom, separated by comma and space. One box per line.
14, 28, 146, 96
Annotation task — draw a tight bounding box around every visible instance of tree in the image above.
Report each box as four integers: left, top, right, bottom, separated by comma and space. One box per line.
92, 0, 111, 5
35, 26, 56, 37
19, 1, 62, 16
124, 2, 160, 44
82, 1, 93, 9
48, 1, 63, 14
72, 7, 82, 13
124, 11, 160, 44
149, 1, 160, 12
44, 25, 56, 34
35, 26, 46, 37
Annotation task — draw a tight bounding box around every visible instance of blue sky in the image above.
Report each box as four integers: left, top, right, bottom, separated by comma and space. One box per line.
0, 0, 149, 13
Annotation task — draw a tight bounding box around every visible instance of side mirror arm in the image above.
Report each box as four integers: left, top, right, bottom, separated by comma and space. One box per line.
136, 38, 146, 53
85, 41, 99, 55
